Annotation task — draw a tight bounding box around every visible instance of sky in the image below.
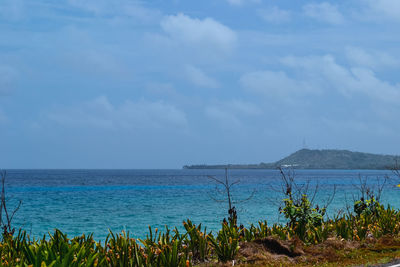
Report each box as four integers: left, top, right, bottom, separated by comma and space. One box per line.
0, 0, 400, 168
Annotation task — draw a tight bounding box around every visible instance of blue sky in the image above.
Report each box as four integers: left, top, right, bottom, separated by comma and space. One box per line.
1, 0, 400, 168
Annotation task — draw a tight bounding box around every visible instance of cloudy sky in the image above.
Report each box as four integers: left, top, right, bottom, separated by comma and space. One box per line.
1, 0, 400, 168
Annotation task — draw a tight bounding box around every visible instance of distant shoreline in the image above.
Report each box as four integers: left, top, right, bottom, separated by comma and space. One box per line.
183, 148, 399, 170
183, 166, 392, 170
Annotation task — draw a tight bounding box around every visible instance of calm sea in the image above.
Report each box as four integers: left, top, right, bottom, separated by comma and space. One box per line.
3, 169, 400, 240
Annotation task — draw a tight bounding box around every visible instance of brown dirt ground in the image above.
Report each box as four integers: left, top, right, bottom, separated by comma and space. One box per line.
198, 236, 400, 267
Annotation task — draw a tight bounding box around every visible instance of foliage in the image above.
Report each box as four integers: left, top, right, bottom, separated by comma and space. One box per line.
276, 167, 333, 243
281, 194, 326, 242
182, 219, 209, 263
1, 204, 400, 266
354, 197, 381, 217
207, 221, 241, 262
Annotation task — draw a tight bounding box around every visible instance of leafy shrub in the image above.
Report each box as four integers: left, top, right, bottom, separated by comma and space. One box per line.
354, 197, 380, 217
281, 194, 326, 242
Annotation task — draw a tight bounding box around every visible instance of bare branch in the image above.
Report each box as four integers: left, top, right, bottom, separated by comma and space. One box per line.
233, 189, 256, 204
277, 167, 336, 219
207, 192, 225, 203
10, 200, 22, 224
323, 184, 336, 210
310, 182, 319, 205
0, 170, 22, 236
228, 179, 241, 189
207, 175, 227, 188
207, 168, 254, 225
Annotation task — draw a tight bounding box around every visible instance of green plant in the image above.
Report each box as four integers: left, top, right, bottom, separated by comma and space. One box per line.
354, 197, 381, 217
182, 219, 209, 263
139, 226, 191, 267
20, 230, 103, 267
375, 205, 400, 236
105, 230, 142, 267
276, 167, 334, 243
334, 215, 353, 240
281, 193, 326, 242
207, 221, 240, 262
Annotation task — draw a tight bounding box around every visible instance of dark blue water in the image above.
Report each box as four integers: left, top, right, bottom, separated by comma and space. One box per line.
3, 169, 400, 240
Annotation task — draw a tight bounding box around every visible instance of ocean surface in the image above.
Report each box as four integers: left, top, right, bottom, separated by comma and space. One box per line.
3, 169, 400, 240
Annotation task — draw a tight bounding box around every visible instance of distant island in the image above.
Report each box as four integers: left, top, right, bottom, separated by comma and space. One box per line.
183, 149, 399, 170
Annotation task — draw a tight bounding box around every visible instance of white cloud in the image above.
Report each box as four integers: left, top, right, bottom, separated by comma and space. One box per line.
205, 100, 261, 127
240, 70, 312, 97
258, 6, 291, 24
205, 106, 241, 127
349, 67, 400, 103
366, 0, 400, 21
161, 13, 237, 52
303, 2, 345, 25
62, 46, 130, 78
242, 54, 400, 106
184, 65, 219, 88
280, 54, 400, 104
47, 96, 187, 130
345, 46, 398, 69
228, 100, 261, 115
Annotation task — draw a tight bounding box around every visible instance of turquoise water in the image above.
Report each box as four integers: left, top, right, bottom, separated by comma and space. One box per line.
4, 169, 400, 240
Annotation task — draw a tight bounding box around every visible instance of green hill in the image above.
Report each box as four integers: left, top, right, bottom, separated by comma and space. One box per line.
183, 149, 399, 170
274, 149, 398, 169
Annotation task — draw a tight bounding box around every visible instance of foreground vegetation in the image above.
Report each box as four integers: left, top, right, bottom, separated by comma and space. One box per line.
2, 169, 400, 266
1, 201, 400, 266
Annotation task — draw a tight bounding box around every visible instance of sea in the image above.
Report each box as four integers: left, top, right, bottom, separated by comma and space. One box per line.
3, 169, 400, 241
